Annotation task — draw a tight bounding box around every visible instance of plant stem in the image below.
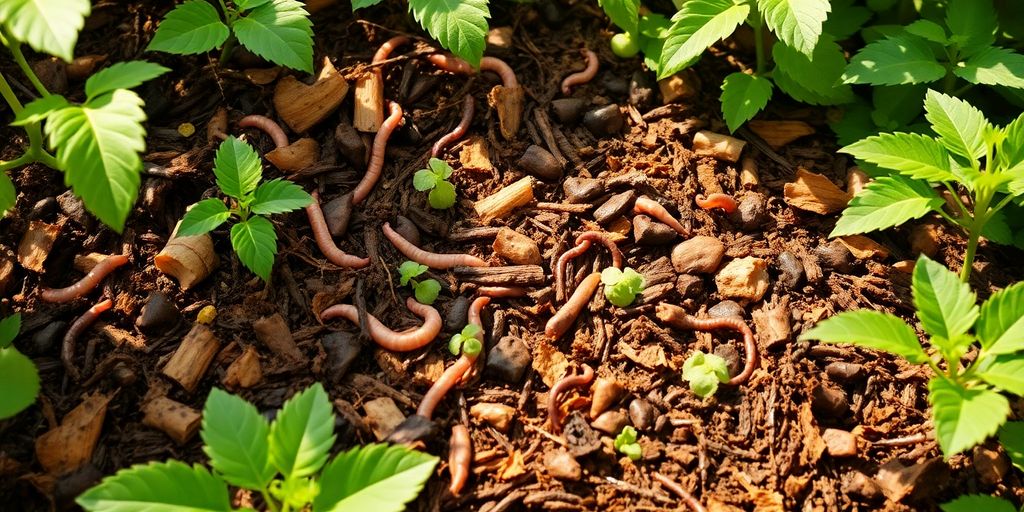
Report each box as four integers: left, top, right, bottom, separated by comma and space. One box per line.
0, 70, 47, 166
942, 183, 973, 222
0, 70, 24, 113
3, 30, 50, 97
0, 153, 32, 173
259, 489, 280, 512
960, 229, 980, 282
219, 35, 238, 67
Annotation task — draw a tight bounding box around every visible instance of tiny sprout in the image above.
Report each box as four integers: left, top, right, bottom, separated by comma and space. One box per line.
397, 260, 442, 304
413, 158, 457, 209
449, 324, 483, 357
614, 426, 642, 461
601, 267, 645, 307
682, 351, 730, 398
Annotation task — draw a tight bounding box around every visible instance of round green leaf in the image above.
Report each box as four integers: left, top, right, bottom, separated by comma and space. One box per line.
0, 314, 21, 348
428, 180, 456, 209
414, 279, 442, 305
0, 348, 39, 419
398, 261, 427, 285
412, 169, 438, 191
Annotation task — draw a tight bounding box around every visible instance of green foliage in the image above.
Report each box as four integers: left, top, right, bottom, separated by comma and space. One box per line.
613, 426, 642, 461
148, 0, 314, 73
413, 158, 457, 209
755, 0, 830, 56
0, 0, 90, 61
601, 267, 645, 307
999, 422, 1024, 472
600, 0, 639, 35
79, 383, 438, 512
658, 0, 749, 80
408, 0, 490, 67
941, 495, 1017, 512
397, 260, 442, 305
0, 172, 14, 215
800, 255, 1024, 458
0, 314, 39, 420
449, 323, 483, 357
682, 350, 729, 398
720, 72, 773, 133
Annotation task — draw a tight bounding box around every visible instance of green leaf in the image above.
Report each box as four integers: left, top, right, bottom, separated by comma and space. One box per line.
904, 19, 947, 44
977, 281, 1024, 355
799, 310, 929, 364
236, 0, 274, 10
842, 34, 946, 86
830, 175, 944, 236
657, 0, 749, 79
923, 89, 989, 161
941, 495, 1017, 512
999, 421, 1024, 472
414, 279, 442, 305
251, 179, 312, 215
841, 132, 956, 182
449, 323, 483, 356
928, 376, 1009, 457
871, 84, 926, 130
398, 261, 428, 286
977, 356, 1024, 395
44, 90, 147, 232
146, 0, 230, 55
602, 267, 645, 307
999, 112, 1024, 174
682, 351, 729, 398
351, 0, 385, 9
771, 34, 854, 105
0, 0, 90, 61
912, 255, 979, 341
0, 173, 14, 216
178, 199, 232, 237
614, 426, 642, 460
269, 383, 336, 480
233, 0, 314, 73
598, 0, 639, 34
201, 388, 275, 490
11, 94, 70, 126
945, 0, 997, 53
413, 169, 439, 191
84, 61, 170, 101
0, 347, 38, 419
619, 442, 642, 460
230, 216, 278, 281
600, 266, 625, 286
428, 180, 456, 209
409, 0, 490, 67
821, 2, 871, 40
313, 443, 438, 512
954, 46, 1024, 89
77, 460, 232, 512
429, 157, 453, 178
756, 0, 830, 55
213, 137, 262, 201
0, 314, 18, 348
720, 72, 773, 133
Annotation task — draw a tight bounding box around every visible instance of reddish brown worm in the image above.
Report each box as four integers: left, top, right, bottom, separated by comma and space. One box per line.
695, 193, 738, 214
431, 95, 475, 157
41, 254, 129, 303
467, 296, 490, 335
545, 272, 602, 340
62, 298, 113, 381
352, 101, 403, 205
554, 239, 591, 302
426, 53, 518, 88
634, 196, 690, 236
306, 191, 370, 269
652, 472, 707, 512
576, 231, 623, 269
560, 49, 599, 95
448, 423, 472, 495
656, 303, 757, 385
321, 296, 441, 352
547, 364, 594, 434
373, 35, 410, 65
383, 222, 487, 268
238, 115, 288, 148
419, 297, 489, 419
476, 286, 528, 298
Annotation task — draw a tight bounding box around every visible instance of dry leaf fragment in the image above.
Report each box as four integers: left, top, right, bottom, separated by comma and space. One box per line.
36, 393, 111, 475
747, 120, 814, 150
783, 168, 851, 215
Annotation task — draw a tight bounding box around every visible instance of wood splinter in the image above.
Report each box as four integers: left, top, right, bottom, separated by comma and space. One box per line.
161, 323, 220, 393
142, 396, 202, 444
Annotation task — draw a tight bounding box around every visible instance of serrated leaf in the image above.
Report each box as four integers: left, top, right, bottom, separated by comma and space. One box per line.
76, 460, 231, 512
313, 443, 437, 512
954, 46, 1024, 89
201, 388, 275, 490
233, 0, 314, 73
178, 198, 232, 236
428, 180, 456, 209
977, 356, 1024, 395
923, 89, 988, 160
799, 310, 929, 364
830, 176, 943, 236
413, 169, 438, 191
841, 133, 956, 182
44, 90, 147, 232
657, 0, 749, 79
772, 34, 854, 104
214, 137, 262, 201
720, 72, 773, 133
756, 0, 830, 55
85, 61, 170, 101
0, 0, 90, 61
598, 0, 639, 34
941, 495, 1017, 512
409, 0, 490, 67
414, 279, 441, 304
351, 0, 385, 9
843, 34, 946, 86
977, 281, 1024, 355
999, 422, 1024, 472
146, 0, 230, 55
871, 84, 926, 129
912, 255, 979, 341
236, 0, 274, 10
269, 382, 336, 480
999, 112, 1024, 174
904, 19, 947, 44
830, 101, 877, 146
0, 347, 38, 419
928, 376, 1009, 457
251, 179, 312, 215
11, 94, 70, 126
230, 216, 278, 280
945, 0, 997, 53
0, 314, 19, 348
0, 173, 14, 216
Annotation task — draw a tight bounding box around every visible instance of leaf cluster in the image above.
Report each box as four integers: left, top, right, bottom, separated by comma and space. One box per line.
352, 0, 490, 67
601, 267, 645, 307
78, 383, 438, 512
0, 314, 38, 420
448, 323, 483, 357
413, 158, 457, 210
613, 425, 642, 461
681, 350, 730, 398
398, 260, 443, 305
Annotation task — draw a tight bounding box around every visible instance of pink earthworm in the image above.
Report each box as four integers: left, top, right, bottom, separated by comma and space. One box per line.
62, 299, 113, 382
476, 286, 528, 298
656, 303, 758, 386
321, 296, 441, 352
467, 296, 490, 335
352, 101, 404, 205
432, 95, 475, 157
306, 191, 370, 269
419, 297, 489, 419
448, 423, 472, 495
373, 35, 410, 65
634, 196, 690, 236
547, 364, 594, 434
41, 254, 129, 303
576, 231, 623, 269
426, 53, 518, 88
238, 115, 288, 148
545, 272, 602, 340
695, 193, 738, 214
383, 222, 487, 268
554, 239, 592, 302
653, 472, 707, 512
560, 49, 599, 95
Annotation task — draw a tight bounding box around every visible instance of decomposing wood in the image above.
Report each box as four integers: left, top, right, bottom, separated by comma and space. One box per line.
473, 177, 535, 224
243, 67, 281, 85
274, 57, 349, 133
453, 265, 546, 286
740, 155, 759, 190
783, 168, 852, 215
362, 396, 406, 441
692, 130, 746, 163
155, 220, 218, 290
0, 248, 14, 295
35, 392, 111, 475
747, 120, 815, 150
254, 313, 305, 362
266, 138, 320, 172
658, 70, 700, 103
838, 235, 890, 260
207, 107, 228, 143
142, 396, 201, 444
223, 345, 262, 389
489, 85, 524, 139
66, 54, 107, 81
752, 298, 792, 350
459, 135, 494, 172
18, 220, 61, 272
532, 202, 592, 213
162, 323, 220, 393
354, 69, 384, 132
97, 322, 146, 350
448, 226, 501, 242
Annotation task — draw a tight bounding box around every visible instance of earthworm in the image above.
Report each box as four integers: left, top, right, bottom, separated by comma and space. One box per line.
695, 193, 737, 214
467, 296, 490, 334
41, 254, 129, 303
305, 191, 370, 269
555, 239, 591, 302
62, 299, 113, 382
476, 286, 528, 298
545, 272, 602, 340
426, 53, 518, 88
653, 472, 706, 512
449, 423, 472, 495
383, 222, 487, 268
560, 49, 599, 95
576, 231, 623, 269
238, 115, 288, 148
634, 196, 690, 236
321, 296, 441, 352
373, 35, 410, 65
655, 303, 757, 386
432, 95, 475, 157
351, 101, 403, 205
418, 297, 488, 419
481, 57, 518, 88
426, 53, 475, 75
547, 364, 594, 434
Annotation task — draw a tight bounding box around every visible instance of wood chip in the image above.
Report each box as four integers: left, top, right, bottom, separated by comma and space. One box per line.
533, 339, 570, 388
693, 130, 746, 163
274, 57, 349, 133
362, 397, 405, 440
142, 396, 201, 444
18, 220, 60, 272
35, 393, 111, 475
473, 177, 534, 224
223, 345, 262, 389
459, 135, 494, 172
162, 323, 220, 393
783, 168, 851, 215
746, 120, 814, 150
838, 235, 890, 260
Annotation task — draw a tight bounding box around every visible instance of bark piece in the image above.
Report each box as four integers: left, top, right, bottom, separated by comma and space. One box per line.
489, 85, 523, 139
459, 135, 494, 172
363, 397, 406, 441
353, 69, 384, 132
254, 313, 305, 362
783, 168, 852, 215
453, 265, 545, 286
740, 155, 759, 190
470, 402, 516, 432
223, 345, 262, 389
18, 220, 61, 272
266, 138, 320, 172
747, 120, 815, 150
35, 393, 111, 475
692, 130, 745, 162
275, 57, 349, 133
838, 235, 890, 260
657, 70, 699, 103
155, 221, 218, 290
0, 248, 16, 296
142, 396, 201, 444
473, 177, 534, 224
162, 324, 220, 393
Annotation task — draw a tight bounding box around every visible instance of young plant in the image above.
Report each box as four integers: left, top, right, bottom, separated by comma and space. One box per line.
398, 260, 443, 305
941, 495, 1019, 512
800, 255, 1024, 458
449, 323, 483, 357
601, 267, 645, 307
682, 350, 730, 398
613, 425, 642, 461
413, 158, 457, 210
0, 314, 38, 419
177, 136, 312, 281
148, 0, 314, 73
834, 90, 1024, 281
0, 0, 168, 230
77, 383, 438, 512
352, 0, 489, 67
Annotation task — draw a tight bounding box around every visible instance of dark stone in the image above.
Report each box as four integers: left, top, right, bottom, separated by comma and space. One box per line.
633, 215, 677, 245
563, 411, 602, 457
551, 98, 587, 125
486, 336, 532, 383
825, 361, 864, 383
385, 414, 439, 445
518, 145, 562, 181
322, 331, 361, 384
136, 291, 180, 332
583, 104, 624, 137
562, 177, 604, 204
54, 464, 103, 508
322, 192, 353, 237
777, 251, 804, 290
629, 71, 657, 108
708, 300, 744, 321
335, 122, 367, 167
731, 193, 768, 231
812, 384, 850, 418
713, 343, 742, 378
393, 215, 420, 247
30, 321, 66, 355
28, 197, 56, 220
601, 73, 629, 95
842, 471, 883, 502
445, 296, 471, 334
628, 398, 655, 431
406, 206, 448, 237
814, 240, 855, 273
593, 190, 637, 224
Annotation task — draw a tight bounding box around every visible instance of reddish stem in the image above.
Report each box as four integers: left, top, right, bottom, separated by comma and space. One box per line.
352, 101, 403, 205
62, 299, 113, 381
694, 193, 737, 214
305, 191, 370, 269
561, 49, 599, 95
655, 303, 758, 386
652, 472, 707, 512
432, 95, 475, 157
41, 254, 129, 303
547, 364, 594, 434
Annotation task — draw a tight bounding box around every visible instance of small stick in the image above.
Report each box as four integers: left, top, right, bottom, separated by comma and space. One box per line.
695, 193, 737, 214
238, 115, 288, 148
383, 222, 487, 268
656, 303, 758, 386
63, 299, 113, 381
652, 472, 707, 512
41, 254, 129, 303
306, 191, 370, 268
634, 196, 690, 236
432, 95, 475, 157
561, 48, 599, 95
547, 364, 594, 434
545, 273, 602, 340
352, 101, 404, 204
321, 296, 441, 352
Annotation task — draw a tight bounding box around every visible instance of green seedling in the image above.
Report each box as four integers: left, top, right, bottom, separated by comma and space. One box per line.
682, 350, 730, 398
941, 495, 1019, 512
0, 314, 38, 419
177, 137, 312, 281
801, 255, 1024, 458
352, 0, 489, 67
148, 0, 314, 72
448, 324, 483, 357
78, 383, 438, 512
601, 267, 645, 307
614, 425, 642, 461
413, 158, 457, 210
398, 261, 443, 305
610, 32, 640, 58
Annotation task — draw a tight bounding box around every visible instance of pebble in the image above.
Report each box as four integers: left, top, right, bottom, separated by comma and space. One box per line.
334, 122, 367, 167
590, 377, 625, 419
322, 193, 353, 237
776, 251, 804, 290
675, 274, 704, 298
493, 227, 542, 265
322, 331, 361, 384
730, 193, 768, 231
973, 445, 1009, 486
30, 321, 66, 355
874, 457, 947, 502
822, 428, 858, 457
842, 471, 882, 501
136, 291, 180, 332
811, 384, 850, 417
825, 362, 864, 383
713, 344, 742, 378
594, 190, 637, 224
708, 300, 745, 320
671, 236, 725, 274
518, 144, 563, 181
551, 98, 587, 125
628, 398, 655, 431
445, 296, 470, 334
715, 257, 769, 302
814, 240, 855, 273
470, 402, 516, 432
486, 336, 532, 383
563, 177, 604, 204
633, 215, 677, 246
543, 450, 582, 481
57, 190, 91, 227
909, 223, 941, 257
583, 104, 624, 137
601, 73, 629, 95
629, 71, 656, 108
591, 410, 629, 435
28, 197, 56, 220
393, 215, 421, 247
